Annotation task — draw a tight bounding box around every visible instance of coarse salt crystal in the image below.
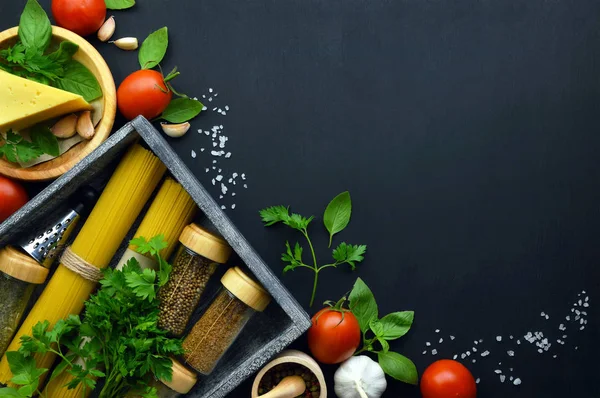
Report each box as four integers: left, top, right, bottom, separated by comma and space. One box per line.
507, 350, 514, 357
232, 193, 236, 196
439, 338, 443, 343
426, 342, 431, 346
422, 351, 427, 355
431, 349, 438, 355
191, 150, 196, 158
496, 336, 502, 342
221, 183, 228, 195
211, 179, 215, 185
216, 175, 223, 182
243, 184, 248, 188
453, 354, 457, 359
472, 347, 477, 352
476, 378, 480, 384
461, 354, 466, 359
225, 152, 232, 158
494, 370, 502, 374
513, 378, 521, 385
231, 204, 236, 209
221, 205, 226, 210
202, 106, 207, 111
472, 359, 476, 363
481, 350, 490, 357
435, 329, 440, 333
500, 375, 506, 383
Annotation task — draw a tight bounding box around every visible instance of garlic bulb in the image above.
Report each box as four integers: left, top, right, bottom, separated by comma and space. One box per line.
334, 356, 387, 398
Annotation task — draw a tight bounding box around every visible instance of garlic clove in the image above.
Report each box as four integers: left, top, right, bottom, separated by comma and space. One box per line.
334, 356, 387, 398
161, 122, 191, 138
51, 114, 78, 138
110, 37, 138, 51
97, 16, 115, 42
90, 99, 104, 127
76, 111, 95, 139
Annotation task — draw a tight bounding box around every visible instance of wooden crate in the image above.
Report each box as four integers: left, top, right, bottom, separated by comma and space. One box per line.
0, 116, 312, 398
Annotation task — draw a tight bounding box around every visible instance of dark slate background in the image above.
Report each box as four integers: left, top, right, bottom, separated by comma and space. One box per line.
2, 0, 600, 396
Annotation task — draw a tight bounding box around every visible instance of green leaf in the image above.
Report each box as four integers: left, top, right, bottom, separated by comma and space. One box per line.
47, 359, 69, 384
379, 311, 414, 340
369, 319, 384, 336
332, 242, 367, 269
130, 235, 168, 256
16, 383, 37, 398
0, 387, 23, 397
259, 206, 290, 226
349, 278, 378, 333
139, 27, 168, 69
378, 351, 418, 385
55, 60, 102, 102
293, 242, 303, 262
125, 268, 157, 301
287, 214, 314, 231
160, 98, 203, 123
1, 44, 27, 64
6, 351, 47, 388
47, 41, 79, 65
15, 140, 43, 163
105, 0, 136, 10
323, 191, 352, 247
30, 125, 59, 156
18, 0, 52, 53
377, 337, 390, 353
281, 241, 305, 273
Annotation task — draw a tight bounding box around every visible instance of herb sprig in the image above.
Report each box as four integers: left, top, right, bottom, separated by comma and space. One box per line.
0, 128, 59, 164
0, 235, 182, 398
0, 0, 102, 102
349, 278, 418, 385
260, 191, 367, 306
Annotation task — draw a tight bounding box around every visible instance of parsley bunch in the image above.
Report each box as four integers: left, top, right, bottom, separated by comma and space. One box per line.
260, 191, 367, 306
0, 128, 60, 164
0, 236, 183, 398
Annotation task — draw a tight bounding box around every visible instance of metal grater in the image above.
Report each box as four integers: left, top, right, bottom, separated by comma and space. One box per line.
18, 186, 98, 268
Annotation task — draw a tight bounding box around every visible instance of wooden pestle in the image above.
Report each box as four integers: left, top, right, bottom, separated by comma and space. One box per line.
257, 375, 306, 398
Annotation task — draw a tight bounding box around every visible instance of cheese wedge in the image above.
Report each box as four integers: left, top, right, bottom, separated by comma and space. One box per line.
0, 70, 93, 132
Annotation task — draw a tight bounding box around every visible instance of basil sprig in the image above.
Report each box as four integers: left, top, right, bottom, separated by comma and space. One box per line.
350, 278, 418, 385
105, 0, 136, 10
0, 0, 102, 102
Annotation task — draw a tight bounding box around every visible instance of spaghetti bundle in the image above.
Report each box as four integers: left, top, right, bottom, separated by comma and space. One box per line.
45, 178, 197, 398
0, 144, 166, 386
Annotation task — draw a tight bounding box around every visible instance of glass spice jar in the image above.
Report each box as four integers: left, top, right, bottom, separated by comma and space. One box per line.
152, 359, 197, 398
158, 224, 232, 336
182, 266, 271, 375
0, 246, 49, 356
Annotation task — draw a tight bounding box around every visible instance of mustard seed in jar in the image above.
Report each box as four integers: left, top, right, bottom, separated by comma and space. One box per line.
157, 224, 232, 336
182, 267, 271, 375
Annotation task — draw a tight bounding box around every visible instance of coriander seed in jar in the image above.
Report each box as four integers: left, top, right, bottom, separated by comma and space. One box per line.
157, 224, 232, 336
182, 267, 271, 375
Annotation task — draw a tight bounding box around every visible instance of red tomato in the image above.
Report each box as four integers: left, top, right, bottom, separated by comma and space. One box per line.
117, 70, 173, 121
51, 0, 106, 37
421, 360, 477, 398
0, 176, 28, 223
307, 308, 360, 364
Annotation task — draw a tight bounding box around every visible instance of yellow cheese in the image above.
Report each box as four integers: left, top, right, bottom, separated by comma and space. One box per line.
0, 70, 93, 132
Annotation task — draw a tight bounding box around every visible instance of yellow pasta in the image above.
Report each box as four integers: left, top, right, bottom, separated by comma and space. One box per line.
45, 178, 197, 398
0, 144, 166, 387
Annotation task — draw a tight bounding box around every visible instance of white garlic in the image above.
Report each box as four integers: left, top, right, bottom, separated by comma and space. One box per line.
334, 356, 387, 398
161, 122, 191, 138
97, 16, 115, 42
110, 37, 138, 51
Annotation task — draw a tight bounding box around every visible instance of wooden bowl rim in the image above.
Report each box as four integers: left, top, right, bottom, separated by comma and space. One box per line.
251, 349, 328, 398
0, 25, 116, 181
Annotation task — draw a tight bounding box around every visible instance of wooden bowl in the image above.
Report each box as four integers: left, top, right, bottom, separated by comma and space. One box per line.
251, 350, 327, 398
0, 26, 116, 181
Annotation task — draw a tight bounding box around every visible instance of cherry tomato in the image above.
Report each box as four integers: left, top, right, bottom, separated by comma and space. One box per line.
421, 359, 477, 398
51, 0, 106, 37
307, 308, 360, 364
117, 70, 173, 121
0, 176, 28, 223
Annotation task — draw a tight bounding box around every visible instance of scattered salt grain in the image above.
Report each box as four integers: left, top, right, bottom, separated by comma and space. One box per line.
494, 370, 502, 374
422, 351, 427, 355
426, 342, 431, 346
431, 349, 438, 355
453, 354, 458, 359
500, 375, 506, 383
513, 378, 521, 386
476, 378, 480, 384
435, 329, 440, 333
231, 204, 236, 209
191, 150, 196, 158
481, 350, 490, 357
496, 336, 502, 342
439, 338, 443, 344
507, 350, 514, 357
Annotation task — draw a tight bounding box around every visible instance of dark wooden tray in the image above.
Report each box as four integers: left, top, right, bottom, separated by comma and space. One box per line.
0, 116, 312, 398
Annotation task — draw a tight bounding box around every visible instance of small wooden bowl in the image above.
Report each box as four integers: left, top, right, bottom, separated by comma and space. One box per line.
0, 26, 116, 181
251, 350, 327, 398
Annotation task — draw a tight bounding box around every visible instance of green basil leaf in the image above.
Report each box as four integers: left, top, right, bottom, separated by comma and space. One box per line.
47, 41, 79, 65
349, 278, 378, 333
30, 125, 59, 157
378, 311, 414, 340
377, 337, 390, 353
369, 319, 384, 336
139, 27, 168, 70
55, 60, 102, 102
378, 351, 418, 385
0, 387, 23, 397
323, 191, 352, 247
105, 0, 136, 10
161, 98, 203, 123
18, 0, 52, 53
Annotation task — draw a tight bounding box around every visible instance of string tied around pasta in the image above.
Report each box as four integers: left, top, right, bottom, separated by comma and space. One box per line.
60, 247, 103, 283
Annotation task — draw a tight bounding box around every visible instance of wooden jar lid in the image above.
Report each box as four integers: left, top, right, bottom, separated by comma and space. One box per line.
179, 224, 232, 264
221, 267, 271, 312
0, 246, 49, 284
160, 358, 197, 394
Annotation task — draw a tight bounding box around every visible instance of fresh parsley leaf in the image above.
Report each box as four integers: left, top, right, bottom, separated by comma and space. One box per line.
6, 351, 47, 390
105, 0, 136, 10
377, 351, 418, 385
287, 213, 314, 231
18, 0, 52, 54
125, 268, 157, 301
139, 27, 168, 70
281, 241, 306, 273
15, 140, 43, 163
332, 242, 367, 269
30, 125, 59, 157
0, 387, 23, 397
323, 191, 352, 247
259, 205, 290, 226
130, 235, 168, 257
0, 44, 26, 65
349, 278, 378, 333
